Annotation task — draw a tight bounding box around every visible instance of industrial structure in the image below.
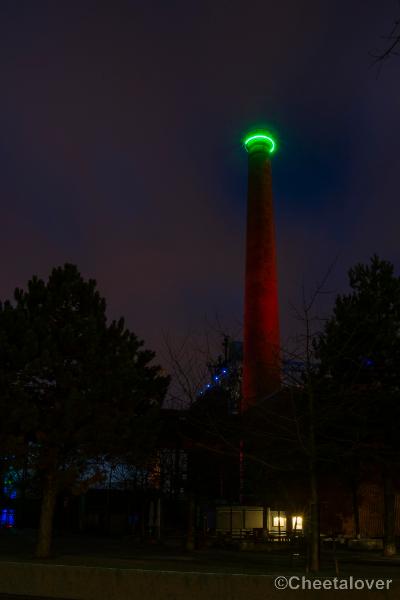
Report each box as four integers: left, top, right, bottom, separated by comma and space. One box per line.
242, 132, 281, 410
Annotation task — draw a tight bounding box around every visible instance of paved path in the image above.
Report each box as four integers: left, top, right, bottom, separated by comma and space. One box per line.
0, 531, 398, 577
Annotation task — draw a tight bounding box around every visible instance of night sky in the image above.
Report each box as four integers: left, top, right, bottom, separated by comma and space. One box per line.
0, 1, 399, 363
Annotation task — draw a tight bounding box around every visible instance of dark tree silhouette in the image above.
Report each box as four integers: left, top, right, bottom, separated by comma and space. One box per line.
316, 255, 400, 556
0, 264, 169, 558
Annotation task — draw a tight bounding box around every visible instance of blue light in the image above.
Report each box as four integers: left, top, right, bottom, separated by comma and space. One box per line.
206, 384, 211, 388
214, 375, 219, 382
3, 485, 17, 500
1, 509, 15, 528
222, 369, 227, 375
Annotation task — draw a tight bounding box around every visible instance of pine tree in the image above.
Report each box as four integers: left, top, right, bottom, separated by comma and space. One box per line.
316, 255, 400, 556
0, 264, 169, 557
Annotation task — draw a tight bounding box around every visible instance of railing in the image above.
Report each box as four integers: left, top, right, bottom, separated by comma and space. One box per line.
215, 529, 305, 544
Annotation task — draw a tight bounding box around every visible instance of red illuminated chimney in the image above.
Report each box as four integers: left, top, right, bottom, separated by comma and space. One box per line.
242, 132, 280, 410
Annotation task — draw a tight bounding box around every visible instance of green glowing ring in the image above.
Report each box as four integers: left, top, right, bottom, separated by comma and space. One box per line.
244, 133, 276, 154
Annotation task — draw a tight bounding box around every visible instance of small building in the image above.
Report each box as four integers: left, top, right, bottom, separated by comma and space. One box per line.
216, 505, 304, 538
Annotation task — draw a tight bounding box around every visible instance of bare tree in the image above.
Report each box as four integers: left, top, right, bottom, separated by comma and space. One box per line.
371, 9, 400, 66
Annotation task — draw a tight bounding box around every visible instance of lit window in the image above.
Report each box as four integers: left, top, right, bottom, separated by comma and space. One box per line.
292, 516, 303, 530
273, 516, 286, 527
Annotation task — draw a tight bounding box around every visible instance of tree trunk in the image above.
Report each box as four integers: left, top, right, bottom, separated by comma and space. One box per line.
140, 497, 145, 541
307, 385, 320, 572
383, 468, 396, 557
352, 479, 360, 538
78, 494, 86, 532
309, 463, 320, 572
106, 465, 113, 534
35, 471, 58, 558
19, 457, 29, 529
186, 494, 195, 551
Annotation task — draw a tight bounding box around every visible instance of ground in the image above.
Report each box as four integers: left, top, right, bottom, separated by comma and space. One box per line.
0, 529, 399, 578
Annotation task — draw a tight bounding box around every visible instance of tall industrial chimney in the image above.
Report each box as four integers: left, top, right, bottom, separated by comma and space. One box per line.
242, 132, 280, 410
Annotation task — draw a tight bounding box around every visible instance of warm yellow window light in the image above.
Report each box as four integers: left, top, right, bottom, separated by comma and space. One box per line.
292, 516, 303, 530
273, 516, 286, 527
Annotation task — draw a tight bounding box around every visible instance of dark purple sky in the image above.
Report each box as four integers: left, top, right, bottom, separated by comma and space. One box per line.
0, 0, 399, 361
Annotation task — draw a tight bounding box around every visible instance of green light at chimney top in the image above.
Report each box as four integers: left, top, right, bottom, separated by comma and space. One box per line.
244, 132, 276, 154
